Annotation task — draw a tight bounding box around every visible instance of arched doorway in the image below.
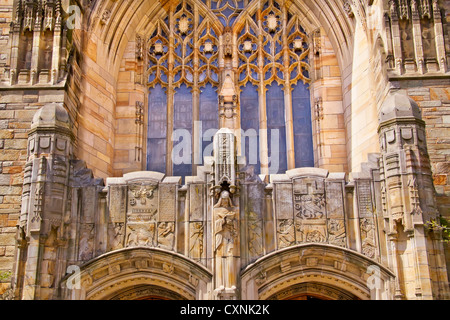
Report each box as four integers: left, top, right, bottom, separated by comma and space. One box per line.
110, 284, 186, 300
267, 282, 360, 300
60, 247, 212, 300
241, 244, 395, 300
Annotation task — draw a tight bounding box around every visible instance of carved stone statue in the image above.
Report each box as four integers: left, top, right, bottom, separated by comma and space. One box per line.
213, 190, 239, 295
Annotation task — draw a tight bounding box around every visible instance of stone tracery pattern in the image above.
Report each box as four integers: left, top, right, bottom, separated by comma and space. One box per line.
237, 0, 311, 88
147, 1, 220, 90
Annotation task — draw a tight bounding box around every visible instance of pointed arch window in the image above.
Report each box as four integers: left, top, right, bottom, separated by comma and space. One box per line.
146, 0, 314, 176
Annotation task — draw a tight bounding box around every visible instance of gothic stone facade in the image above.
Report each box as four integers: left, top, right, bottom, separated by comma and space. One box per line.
0, 0, 449, 300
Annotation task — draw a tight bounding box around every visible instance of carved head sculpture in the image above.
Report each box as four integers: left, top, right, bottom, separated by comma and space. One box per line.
214, 190, 234, 208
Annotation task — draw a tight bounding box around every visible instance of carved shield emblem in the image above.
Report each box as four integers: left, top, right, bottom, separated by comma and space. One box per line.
39, 136, 51, 149
29, 138, 35, 152
401, 128, 412, 140
56, 138, 66, 151
385, 129, 395, 144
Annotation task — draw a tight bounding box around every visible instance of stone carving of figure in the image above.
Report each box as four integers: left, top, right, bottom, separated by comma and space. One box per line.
214, 210, 237, 254
126, 224, 155, 247
189, 222, 204, 259
110, 223, 124, 250
328, 219, 346, 247
79, 224, 94, 260
158, 222, 175, 250
360, 218, 376, 258
213, 190, 238, 290
214, 190, 234, 208
278, 220, 295, 248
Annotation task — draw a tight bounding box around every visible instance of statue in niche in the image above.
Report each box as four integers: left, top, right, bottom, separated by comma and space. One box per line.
214, 189, 234, 209
214, 211, 237, 253
23, 37, 33, 70
213, 190, 238, 290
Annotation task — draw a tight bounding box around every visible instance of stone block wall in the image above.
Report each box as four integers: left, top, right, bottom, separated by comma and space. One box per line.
113, 39, 146, 176
311, 28, 348, 173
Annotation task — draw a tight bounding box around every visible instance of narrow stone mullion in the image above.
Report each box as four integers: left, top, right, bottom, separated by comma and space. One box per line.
192, 6, 200, 175
166, 5, 175, 176
257, 6, 269, 175
282, 7, 295, 170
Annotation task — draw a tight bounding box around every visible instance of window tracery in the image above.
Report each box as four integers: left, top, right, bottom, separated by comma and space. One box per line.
146, 0, 314, 175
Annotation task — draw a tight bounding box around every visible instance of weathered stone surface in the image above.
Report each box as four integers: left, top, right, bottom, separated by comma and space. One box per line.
0, 0, 448, 302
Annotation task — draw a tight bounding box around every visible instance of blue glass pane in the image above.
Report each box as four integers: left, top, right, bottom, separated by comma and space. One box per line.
267, 84, 287, 174
292, 83, 314, 167
199, 84, 219, 165
240, 84, 260, 174
147, 84, 167, 173
173, 84, 193, 178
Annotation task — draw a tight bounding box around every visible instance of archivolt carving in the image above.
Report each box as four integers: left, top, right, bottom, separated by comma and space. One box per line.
61, 248, 212, 300
241, 244, 394, 300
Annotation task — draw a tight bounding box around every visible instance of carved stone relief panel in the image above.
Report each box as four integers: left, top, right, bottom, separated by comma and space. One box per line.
189, 221, 204, 261
108, 185, 126, 223
325, 181, 346, 247
108, 222, 125, 251
275, 183, 294, 219
78, 223, 95, 261
247, 211, 263, 259
157, 221, 175, 250
126, 222, 156, 247
190, 184, 204, 221
355, 180, 378, 260
293, 178, 327, 245
244, 182, 265, 262
158, 184, 176, 222
125, 183, 159, 248
277, 219, 295, 249
127, 183, 158, 222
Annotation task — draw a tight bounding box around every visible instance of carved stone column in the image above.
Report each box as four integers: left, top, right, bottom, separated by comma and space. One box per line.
17, 103, 73, 300
378, 92, 450, 299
